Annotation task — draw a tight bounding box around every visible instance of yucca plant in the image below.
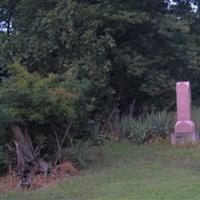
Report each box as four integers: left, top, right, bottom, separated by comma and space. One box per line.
129, 117, 151, 144
119, 114, 152, 144
192, 107, 200, 133
148, 111, 174, 136
119, 111, 174, 144
120, 115, 133, 138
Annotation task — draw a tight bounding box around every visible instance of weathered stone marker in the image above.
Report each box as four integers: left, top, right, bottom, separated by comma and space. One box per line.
171, 82, 199, 145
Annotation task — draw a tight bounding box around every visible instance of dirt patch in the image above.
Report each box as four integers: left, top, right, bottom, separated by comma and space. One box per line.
0, 161, 79, 192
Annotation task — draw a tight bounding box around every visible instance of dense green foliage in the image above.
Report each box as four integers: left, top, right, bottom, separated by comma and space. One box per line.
0, 62, 88, 122
0, 0, 200, 162
1, 0, 200, 112
0, 146, 7, 174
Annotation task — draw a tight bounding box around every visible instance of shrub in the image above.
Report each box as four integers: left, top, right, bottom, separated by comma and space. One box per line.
0, 62, 91, 156
192, 107, 200, 132
118, 110, 175, 144
148, 111, 175, 136
119, 115, 151, 144
0, 62, 90, 123
0, 118, 9, 174
129, 117, 151, 144
66, 142, 90, 168
0, 146, 7, 175
120, 115, 133, 138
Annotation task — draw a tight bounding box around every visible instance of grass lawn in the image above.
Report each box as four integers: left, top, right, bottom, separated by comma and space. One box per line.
2, 142, 200, 200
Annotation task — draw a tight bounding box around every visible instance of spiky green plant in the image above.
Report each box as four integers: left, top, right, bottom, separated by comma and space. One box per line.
148, 111, 174, 136
120, 115, 133, 138
119, 114, 151, 144
119, 111, 174, 144
129, 117, 151, 144
192, 107, 200, 132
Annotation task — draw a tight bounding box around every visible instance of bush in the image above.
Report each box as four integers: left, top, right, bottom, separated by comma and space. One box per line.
66, 142, 90, 168
89, 121, 107, 145
148, 111, 175, 136
129, 117, 151, 144
0, 119, 9, 174
0, 62, 91, 156
0, 146, 7, 175
118, 110, 175, 144
119, 115, 151, 144
120, 115, 133, 138
192, 107, 200, 132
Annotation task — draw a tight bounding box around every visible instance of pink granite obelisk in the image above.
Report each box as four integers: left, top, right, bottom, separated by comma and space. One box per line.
171, 82, 198, 145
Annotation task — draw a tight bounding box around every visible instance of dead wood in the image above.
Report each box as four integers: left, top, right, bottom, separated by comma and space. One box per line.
8, 124, 50, 188
53, 121, 72, 166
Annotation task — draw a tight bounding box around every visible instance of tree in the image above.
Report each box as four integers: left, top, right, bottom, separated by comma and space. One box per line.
1, 0, 200, 181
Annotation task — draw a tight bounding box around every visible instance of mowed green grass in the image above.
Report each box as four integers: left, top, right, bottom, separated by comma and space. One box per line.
2, 142, 200, 200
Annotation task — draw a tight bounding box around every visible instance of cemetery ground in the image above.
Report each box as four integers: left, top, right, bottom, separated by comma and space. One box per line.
2, 142, 200, 200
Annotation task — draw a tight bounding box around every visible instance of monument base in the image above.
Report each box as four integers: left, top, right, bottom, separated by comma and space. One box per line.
171, 132, 199, 145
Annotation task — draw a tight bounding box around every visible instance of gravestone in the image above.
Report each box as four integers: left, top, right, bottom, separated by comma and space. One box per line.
171, 82, 199, 145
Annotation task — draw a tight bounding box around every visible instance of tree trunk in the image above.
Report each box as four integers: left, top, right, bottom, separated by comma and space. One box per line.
9, 124, 50, 188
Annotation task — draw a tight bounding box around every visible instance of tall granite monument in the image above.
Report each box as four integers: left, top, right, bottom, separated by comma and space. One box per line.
171, 82, 199, 145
